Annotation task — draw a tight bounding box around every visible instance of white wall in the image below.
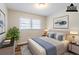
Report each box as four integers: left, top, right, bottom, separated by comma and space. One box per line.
47, 11, 79, 32
0, 3, 8, 42
8, 10, 47, 44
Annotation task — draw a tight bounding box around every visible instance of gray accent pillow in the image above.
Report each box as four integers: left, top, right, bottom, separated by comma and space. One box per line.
49, 33, 56, 39
57, 35, 64, 41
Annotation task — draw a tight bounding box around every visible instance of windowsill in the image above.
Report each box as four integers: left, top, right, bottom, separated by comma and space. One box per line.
20, 28, 42, 30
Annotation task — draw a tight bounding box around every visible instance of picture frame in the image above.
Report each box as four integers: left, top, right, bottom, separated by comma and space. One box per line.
0, 9, 5, 35
53, 15, 69, 29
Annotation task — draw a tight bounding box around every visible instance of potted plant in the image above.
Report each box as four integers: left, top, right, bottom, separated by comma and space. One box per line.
6, 26, 20, 46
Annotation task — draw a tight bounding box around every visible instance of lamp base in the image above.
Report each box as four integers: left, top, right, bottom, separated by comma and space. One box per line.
71, 36, 76, 43
71, 41, 76, 44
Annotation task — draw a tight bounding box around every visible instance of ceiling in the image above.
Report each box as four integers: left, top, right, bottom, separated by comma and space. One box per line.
6, 3, 79, 16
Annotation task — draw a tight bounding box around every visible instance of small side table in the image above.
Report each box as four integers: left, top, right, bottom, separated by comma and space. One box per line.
68, 43, 79, 55
0, 39, 14, 48
0, 39, 15, 55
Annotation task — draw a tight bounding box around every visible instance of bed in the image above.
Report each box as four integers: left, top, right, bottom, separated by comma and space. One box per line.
28, 31, 69, 55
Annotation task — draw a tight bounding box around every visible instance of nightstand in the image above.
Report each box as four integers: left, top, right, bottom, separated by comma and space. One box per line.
68, 43, 79, 54
0, 39, 15, 55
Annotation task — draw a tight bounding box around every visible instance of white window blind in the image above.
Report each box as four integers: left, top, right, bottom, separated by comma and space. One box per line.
32, 20, 41, 29
20, 18, 31, 29
20, 18, 41, 29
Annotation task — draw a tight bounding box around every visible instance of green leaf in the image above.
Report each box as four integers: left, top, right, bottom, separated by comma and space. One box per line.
6, 26, 20, 41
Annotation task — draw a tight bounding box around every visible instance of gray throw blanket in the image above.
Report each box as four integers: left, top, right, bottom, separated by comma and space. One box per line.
32, 37, 57, 55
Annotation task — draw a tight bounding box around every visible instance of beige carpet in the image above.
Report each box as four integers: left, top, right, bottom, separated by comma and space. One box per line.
21, 45, 32, 55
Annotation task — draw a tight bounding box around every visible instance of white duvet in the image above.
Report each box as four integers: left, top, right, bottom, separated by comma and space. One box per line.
28, 37, 69, 55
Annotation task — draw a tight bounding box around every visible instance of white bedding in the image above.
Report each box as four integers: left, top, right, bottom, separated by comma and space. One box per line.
28, 37, 69, 55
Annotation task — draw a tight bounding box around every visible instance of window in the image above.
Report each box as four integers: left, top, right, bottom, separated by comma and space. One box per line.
32, 20, 41, 29
20, 18, 31, 29
20, 18, 41, 29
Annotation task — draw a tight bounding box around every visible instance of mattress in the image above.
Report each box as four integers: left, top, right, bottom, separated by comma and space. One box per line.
28, 37, 69, 55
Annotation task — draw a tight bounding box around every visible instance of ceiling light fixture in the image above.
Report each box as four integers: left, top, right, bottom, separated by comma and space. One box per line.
35, 3, 48, 9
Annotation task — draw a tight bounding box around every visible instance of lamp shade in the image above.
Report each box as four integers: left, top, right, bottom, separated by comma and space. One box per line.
44, 28, 48, 32
70, 31, 78, 35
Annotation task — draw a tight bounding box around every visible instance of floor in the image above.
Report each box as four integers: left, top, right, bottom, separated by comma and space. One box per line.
21, 45, 32, 55
15, 45, 75, 55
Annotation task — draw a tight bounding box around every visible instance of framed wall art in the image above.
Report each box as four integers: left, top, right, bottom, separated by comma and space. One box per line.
53, 15, 69, 29
0, 9, 5, 35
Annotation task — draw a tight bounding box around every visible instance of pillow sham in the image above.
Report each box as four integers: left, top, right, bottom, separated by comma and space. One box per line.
57, 35, 64, 41
48, 32, 56, 39
56, 33, 65, 41
48, 32, 66, 41
50, 33, 56, 39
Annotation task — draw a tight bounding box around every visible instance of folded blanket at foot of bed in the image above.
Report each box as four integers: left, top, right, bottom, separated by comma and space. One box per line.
32, 37, 57, 55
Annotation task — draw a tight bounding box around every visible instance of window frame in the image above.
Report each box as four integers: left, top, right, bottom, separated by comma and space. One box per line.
19, 18, 41, 30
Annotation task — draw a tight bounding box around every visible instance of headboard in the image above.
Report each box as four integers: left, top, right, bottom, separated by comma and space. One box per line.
48, 30, 69, 34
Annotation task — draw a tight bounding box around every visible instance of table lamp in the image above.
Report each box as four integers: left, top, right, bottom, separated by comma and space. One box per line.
42, 28, 48, 36
70, 31, 78, 43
